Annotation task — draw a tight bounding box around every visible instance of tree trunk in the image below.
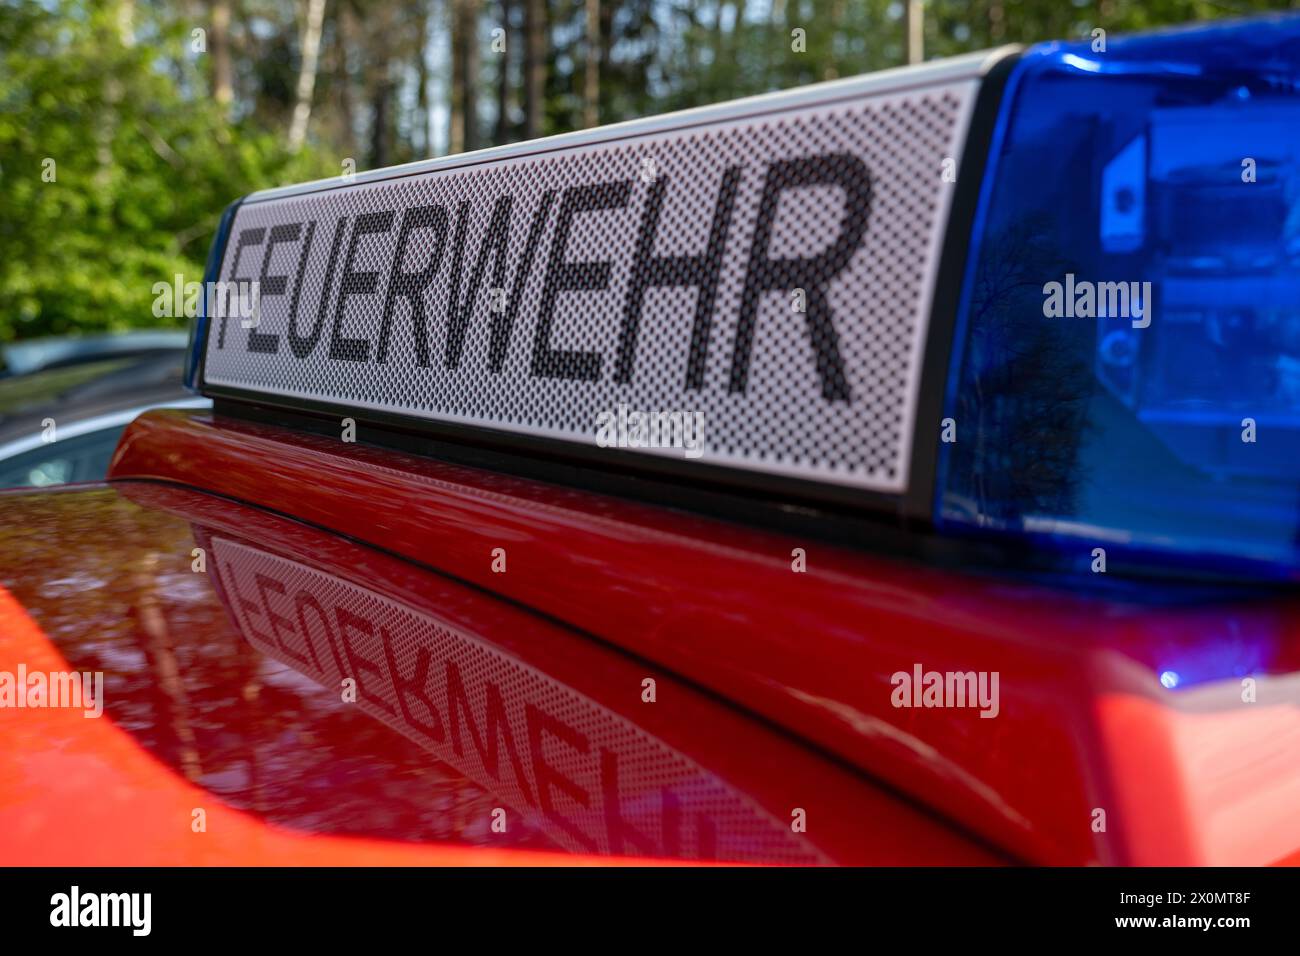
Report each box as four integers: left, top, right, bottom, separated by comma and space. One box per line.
769, 0, 785, 86
336, 3, 357, 158
96, 0, 136, 188
598, 0, 613, 120
370, 79, 391, 168
495, 0, 512, 145
988, 2, 1005, 43
905, 0, 924, 64
731, 0, 746, 61
523, 0, 544, 139
211, 0, 234, 111
583, 0, 599, 128
462, 0, 479, 151
288, 0, 327, 151
449, 1, 465, 153
416, 2, 431, 154
824, 0, 844, 79
367, 0, 394, 167
450, 0, 478, 152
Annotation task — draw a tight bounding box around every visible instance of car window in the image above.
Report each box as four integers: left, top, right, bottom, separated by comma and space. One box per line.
0, 424, 128, 488
0, 359, 138, 419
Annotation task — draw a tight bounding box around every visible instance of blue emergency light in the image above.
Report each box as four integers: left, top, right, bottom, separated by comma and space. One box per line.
937, 15, 1300, 579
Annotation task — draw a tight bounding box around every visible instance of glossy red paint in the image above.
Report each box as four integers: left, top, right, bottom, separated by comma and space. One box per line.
0, 481, 995, 865
105, 409, 1300, 865
0, 583, 588, 867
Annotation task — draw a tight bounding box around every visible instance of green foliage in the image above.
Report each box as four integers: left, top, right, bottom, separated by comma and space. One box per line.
0, 0, 334, 343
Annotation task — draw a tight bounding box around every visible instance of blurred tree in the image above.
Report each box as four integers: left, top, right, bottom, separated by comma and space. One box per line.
288, 0, 328, 150
416, 1, 433, 153
523, 0, 546, 137
330, 2, 360, 158
495, 0, 515, 144
210, 0, 235, 112
449, 0, 479, 152
905, 0, 923, 63
0, 0, 334, 342
584, 0, 600, 127
367, 1, 397, 166
3, 0, 1296, 343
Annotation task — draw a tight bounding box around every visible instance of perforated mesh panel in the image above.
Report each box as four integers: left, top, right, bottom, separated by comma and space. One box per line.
203, 73, 981, 493
212, 537, 824, 862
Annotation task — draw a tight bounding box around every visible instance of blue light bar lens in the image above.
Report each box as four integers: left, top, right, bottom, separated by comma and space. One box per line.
184, 199, 241, 392
938, 16, 1300, 576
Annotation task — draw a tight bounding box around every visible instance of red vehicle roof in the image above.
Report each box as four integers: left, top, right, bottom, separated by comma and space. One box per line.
0, 422, 997, 865
5, 406, 1298, 865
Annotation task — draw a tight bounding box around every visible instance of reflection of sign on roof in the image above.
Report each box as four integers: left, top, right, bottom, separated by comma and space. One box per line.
210, 536, 823, 863
201, 55, 995, 494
